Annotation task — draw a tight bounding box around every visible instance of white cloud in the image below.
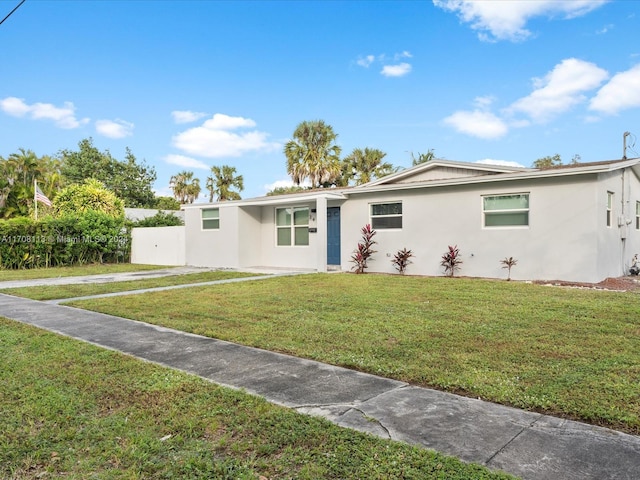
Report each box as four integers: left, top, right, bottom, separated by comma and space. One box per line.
394, 51, 413, 60
95, 119, 134, 139
589, 64, 640, 115
433, 0, 609, 42
356, 55, 375, 68
0, 96, 89, 129
164, 154, 210, 170
473, 95, 496, 109
508, 58, 609, 122
172, 113, 280, 158
443, 110, 508, 139
476, 159, 526, 168
171, 110, 208, 124
381, 63, 412, 77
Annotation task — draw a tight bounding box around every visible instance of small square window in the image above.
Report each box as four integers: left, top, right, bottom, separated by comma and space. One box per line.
202, 208, 219, 230
276, 206, 309, 246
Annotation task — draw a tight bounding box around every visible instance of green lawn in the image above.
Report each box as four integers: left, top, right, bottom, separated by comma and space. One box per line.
0, 319, 514, 480
0, 263, 165, 281
65, 273, 640, 434
0, 270, 262, 301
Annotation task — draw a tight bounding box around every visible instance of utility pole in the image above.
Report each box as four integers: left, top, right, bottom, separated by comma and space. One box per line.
623, 131, 630, 159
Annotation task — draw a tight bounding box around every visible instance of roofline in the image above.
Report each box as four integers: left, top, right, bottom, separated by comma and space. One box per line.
364, 158, 532, 187
346, 157, 640, 196
181, 190, 348, 209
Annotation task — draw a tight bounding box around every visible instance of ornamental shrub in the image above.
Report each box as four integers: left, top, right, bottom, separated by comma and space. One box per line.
0, 211, 128, 269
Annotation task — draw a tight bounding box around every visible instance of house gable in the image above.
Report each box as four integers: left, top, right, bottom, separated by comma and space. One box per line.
366, 159, 531, 187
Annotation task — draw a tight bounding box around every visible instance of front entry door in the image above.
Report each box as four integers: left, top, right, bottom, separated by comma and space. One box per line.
327, 207, 341, 265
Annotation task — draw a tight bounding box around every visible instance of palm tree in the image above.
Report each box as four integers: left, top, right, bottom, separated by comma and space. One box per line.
170, 171, 201, 204
284, 120, 342, 188
206, 165, 244, 202
343, 148, 396, 185
411, 149, 436, 166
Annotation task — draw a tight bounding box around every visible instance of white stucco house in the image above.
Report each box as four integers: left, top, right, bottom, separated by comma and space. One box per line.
131, 158, 640, 283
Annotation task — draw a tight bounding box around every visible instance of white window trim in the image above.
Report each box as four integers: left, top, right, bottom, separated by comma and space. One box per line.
606, 192, 613, 228
482, 193, 530, 229
275, 206, 310, 247
201, 208, 220, 231
369, 201, 403, 230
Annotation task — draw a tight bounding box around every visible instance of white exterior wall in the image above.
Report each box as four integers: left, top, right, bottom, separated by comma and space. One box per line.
340, 175, 608, 282
595, 168, 640, 279
131, 226, 185, 266
184, 206, 242, 268
257, 201, 319, 270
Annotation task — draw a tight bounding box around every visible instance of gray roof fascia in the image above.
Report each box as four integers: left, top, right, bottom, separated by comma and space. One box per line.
181, 191, 348, 209
345, 158, 640, 196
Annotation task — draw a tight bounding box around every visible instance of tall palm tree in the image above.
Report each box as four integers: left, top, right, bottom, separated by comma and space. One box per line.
284, 120, 342, 188
343, 147, 396, 185
170, 171, 201, 204
206, 165, 244, 202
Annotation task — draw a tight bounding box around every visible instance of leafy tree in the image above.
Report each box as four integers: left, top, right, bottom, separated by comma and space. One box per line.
533, 154, 562, 169
53, 179, 124, 218
131, 211, 183, 227
59, 138, 156, 207
154, 196, 181, 210
284, 120, 342, 188
169, 171, 201, 204
411, 149, 436, 166
0, 149, 61, 218
206, 165, 244, 202
266, 185, 307, 196
343, 148, 396, 185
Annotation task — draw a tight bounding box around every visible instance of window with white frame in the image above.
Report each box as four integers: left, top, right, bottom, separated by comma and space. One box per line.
370, 202, 402, 229
636, 201, 639, 230
202, 208, 219, 230
606, 192, 613, 227
483, 194, 529, 227
276, 207, 309, 246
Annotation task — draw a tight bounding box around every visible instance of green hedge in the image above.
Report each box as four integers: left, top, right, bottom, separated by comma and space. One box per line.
0, 212, 129, 269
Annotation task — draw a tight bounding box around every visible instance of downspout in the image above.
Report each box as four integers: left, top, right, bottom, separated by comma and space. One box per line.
620, 168, 629, 275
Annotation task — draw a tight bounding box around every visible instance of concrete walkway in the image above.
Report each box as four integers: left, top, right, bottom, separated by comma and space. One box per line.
1, 284, 639, 479
0, 266, 214, 289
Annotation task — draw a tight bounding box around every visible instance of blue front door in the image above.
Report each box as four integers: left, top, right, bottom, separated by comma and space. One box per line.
327, 207, 341, 265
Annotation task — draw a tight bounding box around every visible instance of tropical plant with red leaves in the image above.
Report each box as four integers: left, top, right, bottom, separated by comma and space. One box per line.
350, 224, 377, 274
391, 248, 414, 275
441, 245, 462, 277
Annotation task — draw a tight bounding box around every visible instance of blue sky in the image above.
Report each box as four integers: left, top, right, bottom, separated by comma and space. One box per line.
1, 0, 640, 200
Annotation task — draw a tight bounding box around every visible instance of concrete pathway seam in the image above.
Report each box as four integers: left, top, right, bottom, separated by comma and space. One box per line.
485, 416, 543, 467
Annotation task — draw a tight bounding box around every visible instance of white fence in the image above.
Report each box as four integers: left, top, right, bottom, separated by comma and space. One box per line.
131, 226, 186, 266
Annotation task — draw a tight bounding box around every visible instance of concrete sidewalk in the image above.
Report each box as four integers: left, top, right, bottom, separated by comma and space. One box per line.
0, 266, 213, 289
1, 293, 639, 480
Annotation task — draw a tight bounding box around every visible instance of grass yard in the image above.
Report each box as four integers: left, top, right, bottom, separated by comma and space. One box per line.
66, 273, 640, 435
0, 263, 165, 281
0, 318, 514, 480
0, 270, 262, 301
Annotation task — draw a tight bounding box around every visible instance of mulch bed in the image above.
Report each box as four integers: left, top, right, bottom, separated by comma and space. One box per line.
533, 276, 640, 292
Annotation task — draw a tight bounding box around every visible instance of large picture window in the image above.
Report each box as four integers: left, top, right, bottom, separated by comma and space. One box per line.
370, 202, 402, 229
276, 207, 309, 246
483, 194, 529, 227
202, 208, 219, 230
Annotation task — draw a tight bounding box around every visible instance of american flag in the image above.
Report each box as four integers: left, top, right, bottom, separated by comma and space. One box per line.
35, 184, 52, 207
